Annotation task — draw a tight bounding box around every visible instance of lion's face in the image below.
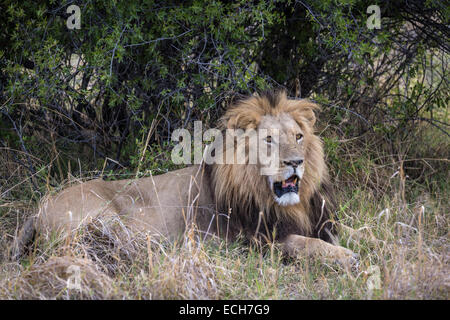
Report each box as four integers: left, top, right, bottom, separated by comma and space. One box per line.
216, 90, 326, 217
257, 113, 306, 206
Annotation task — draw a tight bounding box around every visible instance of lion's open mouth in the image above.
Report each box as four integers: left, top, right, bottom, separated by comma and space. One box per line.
273, 175, 299, 198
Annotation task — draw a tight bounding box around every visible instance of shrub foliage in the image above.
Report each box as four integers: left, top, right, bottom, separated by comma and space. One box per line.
0, 0, 448, 193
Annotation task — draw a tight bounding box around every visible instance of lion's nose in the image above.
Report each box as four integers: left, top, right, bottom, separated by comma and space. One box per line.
283, 159, 303, 167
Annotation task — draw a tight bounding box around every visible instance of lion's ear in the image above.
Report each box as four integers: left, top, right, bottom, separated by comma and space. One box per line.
287, 100, 320, 128
299, 107, 317, 127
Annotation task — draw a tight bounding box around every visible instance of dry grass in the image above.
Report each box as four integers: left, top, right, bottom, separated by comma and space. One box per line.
0, 126, 448, 300
0, 194, 448, 299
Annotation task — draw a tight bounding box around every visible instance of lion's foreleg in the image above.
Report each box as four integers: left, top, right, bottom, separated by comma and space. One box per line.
280, 234, 358, 270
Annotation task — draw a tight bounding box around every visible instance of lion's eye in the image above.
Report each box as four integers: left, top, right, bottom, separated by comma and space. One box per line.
296, 133, 303, 142
265, 136, 272, 143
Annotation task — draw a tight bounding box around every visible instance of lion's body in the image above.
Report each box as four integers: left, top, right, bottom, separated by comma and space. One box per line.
14, 91, 358, 268
37, 162, 331, 243
37, 165, 215, 241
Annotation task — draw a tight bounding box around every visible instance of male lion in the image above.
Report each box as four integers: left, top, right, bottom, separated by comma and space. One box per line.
13, 91, 358, 268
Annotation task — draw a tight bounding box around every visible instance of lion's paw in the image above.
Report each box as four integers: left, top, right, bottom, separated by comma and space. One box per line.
333, 246, 359, 272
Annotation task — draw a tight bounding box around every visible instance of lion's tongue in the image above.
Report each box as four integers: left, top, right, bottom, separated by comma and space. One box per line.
282, 178, 296, 188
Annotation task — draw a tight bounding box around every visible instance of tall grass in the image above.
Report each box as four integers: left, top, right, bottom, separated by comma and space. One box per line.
0, 124, 448, 300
